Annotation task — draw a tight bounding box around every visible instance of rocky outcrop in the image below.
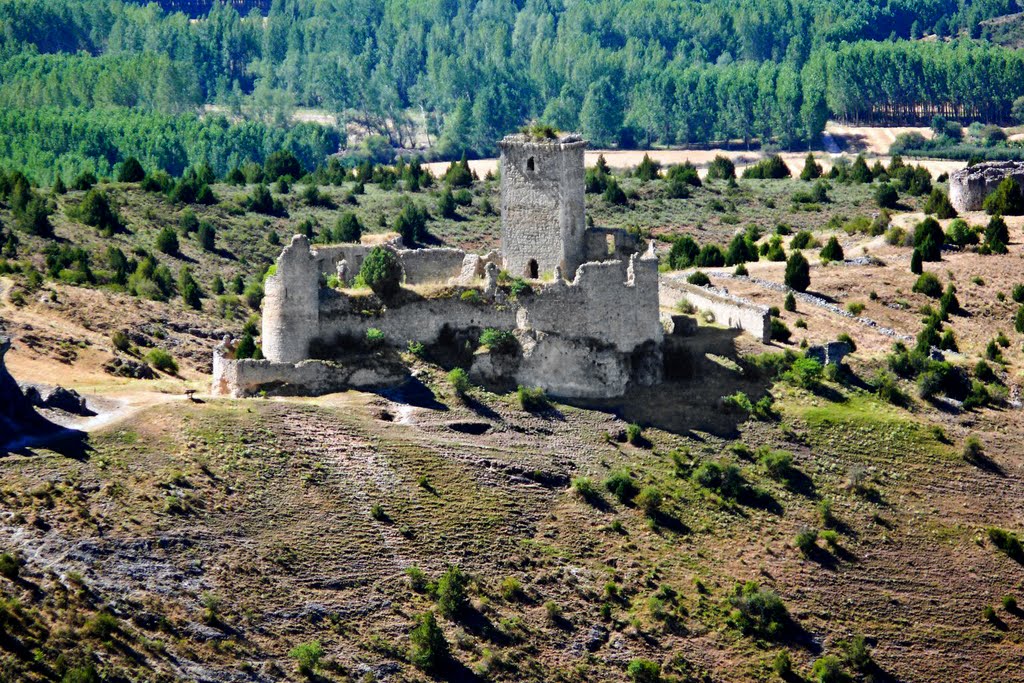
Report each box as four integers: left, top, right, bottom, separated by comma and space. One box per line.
949, 161, 1024, 212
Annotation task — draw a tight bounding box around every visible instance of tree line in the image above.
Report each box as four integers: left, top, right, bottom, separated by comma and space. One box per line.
0, 0, 1022, 174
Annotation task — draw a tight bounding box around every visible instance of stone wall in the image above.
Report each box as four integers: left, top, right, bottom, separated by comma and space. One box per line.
499, 133, 587, 278
394, 247, 467, 285
211, 345, 406, 398
317, 290, 517, 351
949, 161, 1024, 212
520, 248, 663, 352
661, 280, 771, 343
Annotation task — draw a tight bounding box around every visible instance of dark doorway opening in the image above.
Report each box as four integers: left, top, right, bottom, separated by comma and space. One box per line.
527, 157, 535, 172
527, 259, 539, 278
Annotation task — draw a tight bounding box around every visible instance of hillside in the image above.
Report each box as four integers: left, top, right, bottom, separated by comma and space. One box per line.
2, 151, 1024, 681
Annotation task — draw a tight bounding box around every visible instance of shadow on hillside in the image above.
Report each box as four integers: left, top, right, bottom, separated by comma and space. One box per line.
377, 376, 447, 412
570, 327, 773, 437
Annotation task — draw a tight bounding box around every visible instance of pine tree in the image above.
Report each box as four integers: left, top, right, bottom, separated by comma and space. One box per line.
784, 251, 810, 292
819, 236, 844, 263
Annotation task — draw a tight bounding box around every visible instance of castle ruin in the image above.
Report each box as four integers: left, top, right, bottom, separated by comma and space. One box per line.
213, 132, 667, 399
949, 160, 1024, 212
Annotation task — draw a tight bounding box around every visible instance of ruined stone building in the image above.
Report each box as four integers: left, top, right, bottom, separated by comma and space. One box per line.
213, 132, 667, 399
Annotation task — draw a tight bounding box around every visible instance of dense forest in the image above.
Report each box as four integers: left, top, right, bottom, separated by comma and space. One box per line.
1, 0, 1024, 182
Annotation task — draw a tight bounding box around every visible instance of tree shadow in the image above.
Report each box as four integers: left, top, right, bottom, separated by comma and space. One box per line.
463, 395, 502, 422
780, 469, 816, 498
378, 376, 448, 412
965, 450, 1006, 477
458, 607, 513, 646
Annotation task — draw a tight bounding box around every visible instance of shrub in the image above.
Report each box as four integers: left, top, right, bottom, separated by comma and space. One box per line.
605, 469, 638, 503
406, 566, 431, 593
480, 328, 516, 352
635, 486, 663, 517
742, 154, 790, 179
790, 230, 814, 250
0, 552, 19, 580
913, 217, 944, 261
923, 188, 957, 218
288, 641, 323, 677
516, 385, 549, 411
146, 349, 178, 374
436, 565, 469, 618
772, 650, 793, 676
692, 460, 745, 499
1003, 595, 1018, 611
111, 330, 131, 353
694, 244, 725, 268
845, 301, 864, 315
783, 357, 823, 389
668, 236, 699, 269
944, 218, 977, 247
1013, 284, 1024, 304
800, 153, 822, 181
544, 600, 562, 623
71, 189, 121, 235
687, 270, 711, 286
820, 236, 844, 263
874, 183, 898, 208
1015, 306, 1024, 334
706, 155, 735, 180
117, 156, 146, 183
983, 177, 1024, 215
155, 226, 179, 255
758, 449, 795, 481
448, 368, 470, 395
913, 272, 943, 298
603, 177, 627, 205
770, 318, 792, 343
784, 251, 810, 292
844, 634, 873, 673
360, 246, 402, 298
784, 292, 796, 312
983, 215, 1010, 253
409, 612, 449, 671
810, 655, 850, 683
85, 612, 119, 640
795, 527, 819, 555
728, 581, 788, 639
572, 476, 600, 504
626, 423, 643, 445
626, 658, 662, 683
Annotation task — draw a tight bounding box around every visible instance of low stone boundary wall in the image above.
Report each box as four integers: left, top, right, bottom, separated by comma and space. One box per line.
212, 348, 406, 397
661, 280, 770, 343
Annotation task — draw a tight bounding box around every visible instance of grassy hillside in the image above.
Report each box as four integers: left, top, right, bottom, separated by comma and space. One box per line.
2, 155, 1024, 681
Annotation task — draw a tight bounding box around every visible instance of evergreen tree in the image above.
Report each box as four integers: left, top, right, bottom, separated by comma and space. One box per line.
179, 266, 201, 309
785, 251, 810, 292
197, 221, 216, 251
819, 236, 844, 263
799, 153, 822, 181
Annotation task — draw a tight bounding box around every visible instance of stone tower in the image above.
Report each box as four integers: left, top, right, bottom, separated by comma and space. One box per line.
499, 132, 587, 280
262, 235, 319, 363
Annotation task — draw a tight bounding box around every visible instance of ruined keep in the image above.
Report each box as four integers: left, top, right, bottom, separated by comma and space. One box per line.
213, 132, 665, 400
949, 161, 1024, 212
499, 133, 587, 278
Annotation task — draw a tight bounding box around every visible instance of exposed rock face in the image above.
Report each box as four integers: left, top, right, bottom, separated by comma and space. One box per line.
19, 384, 91, 415
949, 161, 1024, 212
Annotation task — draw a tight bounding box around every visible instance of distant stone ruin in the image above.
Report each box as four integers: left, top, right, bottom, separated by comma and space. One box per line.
213, 132, 665, 399
949, 160, 1024, 212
